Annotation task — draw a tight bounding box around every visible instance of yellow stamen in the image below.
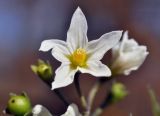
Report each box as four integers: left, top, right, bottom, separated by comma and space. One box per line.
69, 48, 87, 68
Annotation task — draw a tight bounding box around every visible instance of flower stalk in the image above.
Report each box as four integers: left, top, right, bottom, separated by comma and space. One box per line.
54, 90, 69, 106
86, 77, 113, 115
31, 59, 69, 106
74, 72, 87, 109
92, 108, 103, 116
92, 92, 112, 116
92, 82, 127, 116
87, 81, 101, 116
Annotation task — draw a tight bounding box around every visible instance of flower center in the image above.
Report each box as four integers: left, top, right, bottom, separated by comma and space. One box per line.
70, 48, 87, 68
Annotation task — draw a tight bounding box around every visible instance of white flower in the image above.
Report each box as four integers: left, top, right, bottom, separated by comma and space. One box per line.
32, 105, 52, 116
61, 104, 82, 116
111, 31, 149, 75
31, 104, 81, 116
39, 7, 122, 89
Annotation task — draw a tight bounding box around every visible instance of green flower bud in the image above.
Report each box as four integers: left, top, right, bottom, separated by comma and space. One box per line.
111, 82, 128, 103
6, 92, 32, 116
31, 59, 53, 83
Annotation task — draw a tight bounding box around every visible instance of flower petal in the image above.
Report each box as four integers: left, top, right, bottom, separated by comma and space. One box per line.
39, 39, 70, 62
79, 61, 111, 77
112, 31, 138, 61
120, 31, 138, 53
111, 31, 149, 76
122, 46, 149, 75
87, 31, 122, 60
32, 105, 52, 116
112, 43, 121, 61
51, 63, 77, 90
67, 7, 88, 52
112, 44, 148, 75
121, 39, 138, 53
61, 104, 81, 116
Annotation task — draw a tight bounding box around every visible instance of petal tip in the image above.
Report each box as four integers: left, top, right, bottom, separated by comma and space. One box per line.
104, 66, 112, 77
74, 6, 84, 17
39, 46, 43, 51
39, 43, 43, 51
124, 30, 129, 34
39, 40, 53, 52
51, 87, 54, 90
107, 70, 112, 77
76, 6, 82, 12
146, 51, 149, 55
32, 105, 43, 114
51, 83, 56, 90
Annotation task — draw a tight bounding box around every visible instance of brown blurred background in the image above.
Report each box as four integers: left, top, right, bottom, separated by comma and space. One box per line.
0, 0, 160, 116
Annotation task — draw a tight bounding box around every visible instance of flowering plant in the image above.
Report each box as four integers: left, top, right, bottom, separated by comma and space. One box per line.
4, 7, 149, 116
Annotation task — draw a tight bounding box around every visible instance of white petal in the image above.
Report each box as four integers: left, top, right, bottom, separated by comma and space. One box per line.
112, 31, 138, 61
112, 42, 149, 75
119, 31, 138, 53
87, 31, 122, 60
112, 43, 121, 61
39, 39, 70, 62
121, 39, 138, 53
51, 63, 77, 90
61, 104, 81, 116
122, 46, 149, 75
124, 67, 139, 75
32, 105, 52, 116
67, 7, 88, 52
79, 61, 111, 77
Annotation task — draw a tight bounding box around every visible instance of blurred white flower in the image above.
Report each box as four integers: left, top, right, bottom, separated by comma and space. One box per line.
32, 104, 81, 116
39, 7, 122, 89
32, 105, 52, 116
111, 31, 149, 75
61, 104, 82, 116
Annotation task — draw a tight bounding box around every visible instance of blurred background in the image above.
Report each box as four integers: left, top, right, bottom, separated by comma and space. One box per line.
0, 0, 160, 116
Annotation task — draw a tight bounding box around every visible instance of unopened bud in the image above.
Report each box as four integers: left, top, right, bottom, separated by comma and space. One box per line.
31, 59, 53, 83
5, 92, 32, 116
111, 82, 128, 103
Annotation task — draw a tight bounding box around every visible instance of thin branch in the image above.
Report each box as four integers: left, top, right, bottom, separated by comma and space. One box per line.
74, 72, 87, 109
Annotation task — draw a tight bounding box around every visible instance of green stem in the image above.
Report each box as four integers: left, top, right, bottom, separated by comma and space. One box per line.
87, 81, 101, 116
86, 77, 113, 116
86, 77, 112, 115
92, 92, 112, 116
74, 72, 87, 109
92, 108, 103, 116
